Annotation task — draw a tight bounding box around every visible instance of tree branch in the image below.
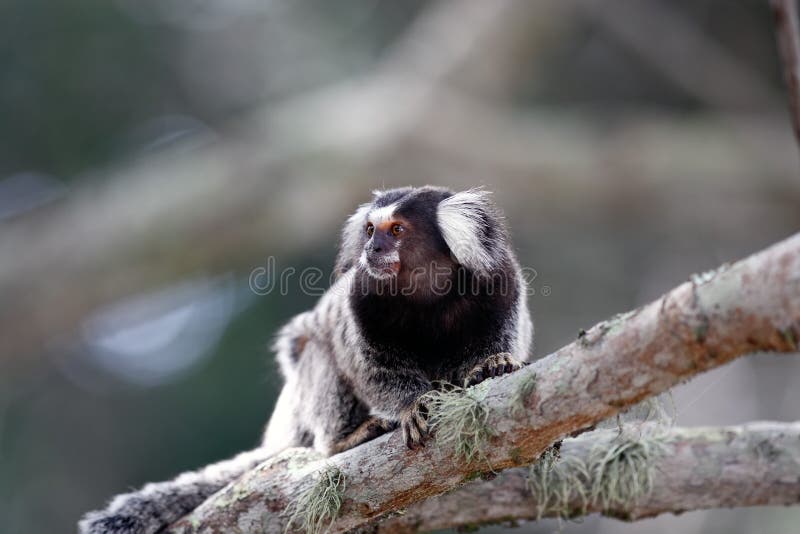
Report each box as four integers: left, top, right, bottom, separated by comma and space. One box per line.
170, 232, 800, 533
771, 0, 800, 145
379, 422, 800, 532
2, 109, 795, 365
582, 0, 779, 110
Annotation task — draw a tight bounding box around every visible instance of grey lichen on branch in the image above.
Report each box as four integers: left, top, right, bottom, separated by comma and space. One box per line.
527, 428, 666, 521
172, 232, 800, 533
284, 465, 346, 534
381, 422, 800, 532
422, 384, 496, 465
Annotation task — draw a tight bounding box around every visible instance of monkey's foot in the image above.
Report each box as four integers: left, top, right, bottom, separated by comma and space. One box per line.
401, 398, 429, 450
332, 416, 398, 454
464, 352, 524, 387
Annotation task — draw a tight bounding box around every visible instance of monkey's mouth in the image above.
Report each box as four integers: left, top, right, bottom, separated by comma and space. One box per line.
381, 261, 401, 275
365, 258, 401, 278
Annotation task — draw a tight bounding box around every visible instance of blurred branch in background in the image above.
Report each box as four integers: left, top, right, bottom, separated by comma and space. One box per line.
380, 422, 800, 532
771, 0, 800, 145
579, 0, 780, 110
0, 0, 571, 364
3, 108, 795, 364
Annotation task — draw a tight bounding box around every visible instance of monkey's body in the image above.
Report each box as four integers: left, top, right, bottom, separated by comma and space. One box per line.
80, 186, 532, 533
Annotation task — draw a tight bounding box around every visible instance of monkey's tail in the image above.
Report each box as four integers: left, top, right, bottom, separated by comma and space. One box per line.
78, 447, 274, 534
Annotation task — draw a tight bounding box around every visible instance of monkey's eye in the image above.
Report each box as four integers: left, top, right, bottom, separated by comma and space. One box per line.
391, 224, 404, 237
366, 222, 374, 237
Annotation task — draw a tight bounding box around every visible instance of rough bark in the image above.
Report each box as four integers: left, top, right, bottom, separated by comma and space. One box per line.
379, 422, 800, 532
170, 232, 800, 533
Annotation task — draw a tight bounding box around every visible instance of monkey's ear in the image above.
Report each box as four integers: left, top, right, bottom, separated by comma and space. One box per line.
436, 188, 505, 274
334, 202, 372, 276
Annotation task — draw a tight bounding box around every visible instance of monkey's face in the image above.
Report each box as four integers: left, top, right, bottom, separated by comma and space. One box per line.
358, 190, 457, 296
360, 212, 404, 279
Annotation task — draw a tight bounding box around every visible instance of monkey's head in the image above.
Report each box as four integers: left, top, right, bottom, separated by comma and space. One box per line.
336, 186, 509, 297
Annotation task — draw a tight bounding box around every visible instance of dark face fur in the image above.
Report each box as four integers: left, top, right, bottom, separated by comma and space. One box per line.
346, 186, 523, 369
357, 187, 458, 299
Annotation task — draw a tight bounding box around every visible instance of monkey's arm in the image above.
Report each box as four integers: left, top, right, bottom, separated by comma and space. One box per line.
347, 349, 433, 449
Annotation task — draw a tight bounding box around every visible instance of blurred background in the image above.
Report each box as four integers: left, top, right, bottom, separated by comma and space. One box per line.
1, 0, 800, 532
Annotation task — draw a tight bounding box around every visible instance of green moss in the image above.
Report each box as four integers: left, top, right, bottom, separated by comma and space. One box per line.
284, 465, 346, 534
285, 449, 326, 471
209, 483, 252, 510
601, 311, 638, 338
423, 386, 495, 465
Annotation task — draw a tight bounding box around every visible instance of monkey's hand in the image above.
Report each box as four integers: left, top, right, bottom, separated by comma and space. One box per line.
400, 397, 429, 450
464, 352, 524, 387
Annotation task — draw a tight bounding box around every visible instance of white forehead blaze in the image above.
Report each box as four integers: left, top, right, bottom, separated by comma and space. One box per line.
348, 204, 371, 225
368, 202, 398, 225
436, 190, 493, 273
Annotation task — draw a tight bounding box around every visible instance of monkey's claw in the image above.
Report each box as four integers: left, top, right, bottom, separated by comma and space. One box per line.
464, 352, 524, 387
401, 398, 429, 450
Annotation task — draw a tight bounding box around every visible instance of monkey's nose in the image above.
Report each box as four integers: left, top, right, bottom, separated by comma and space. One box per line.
370, 233, 392, 254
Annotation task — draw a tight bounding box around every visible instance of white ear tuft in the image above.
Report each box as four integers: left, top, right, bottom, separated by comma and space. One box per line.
436, 188, 495, 273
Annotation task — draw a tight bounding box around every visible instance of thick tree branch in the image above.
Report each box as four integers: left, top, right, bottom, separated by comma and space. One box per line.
771, 0, 800, 145
170, 232, 800, 533
379, 422, 800, 532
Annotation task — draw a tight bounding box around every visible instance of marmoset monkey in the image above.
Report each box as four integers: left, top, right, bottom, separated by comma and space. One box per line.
80, 185, 533, 533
